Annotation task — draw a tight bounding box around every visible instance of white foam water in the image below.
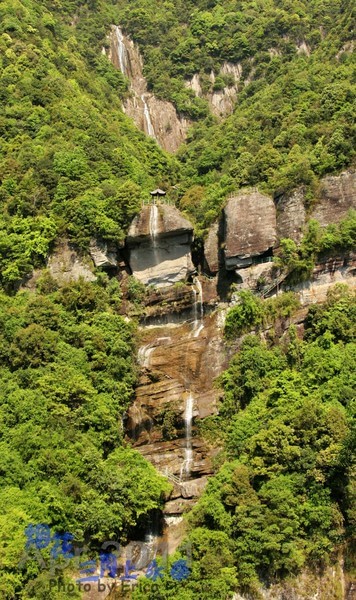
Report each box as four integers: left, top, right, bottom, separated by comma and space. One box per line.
180, 393, 194, 480
141, 94, 156, 138
114, 26, 128, 75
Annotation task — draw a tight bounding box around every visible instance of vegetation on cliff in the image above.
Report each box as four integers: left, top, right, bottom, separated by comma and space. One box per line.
0, 0, 179, 289
116, 0, 355, 231
0, 0, 355, 597
1, 0, 355, 286
0, 279, 170, 598
134, 285, 355, 598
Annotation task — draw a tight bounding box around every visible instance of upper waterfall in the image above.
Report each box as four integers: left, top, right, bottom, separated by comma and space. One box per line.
149, 204, 159, 240
127, 204, 194, 287
114, 26, 128, 76
106, 25, 190, 153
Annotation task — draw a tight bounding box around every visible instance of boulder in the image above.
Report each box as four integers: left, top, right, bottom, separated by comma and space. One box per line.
180, 477, 208, 499
89, 239, 118, 268
126, 204, 194, 287
224, 190, 277, 270
163, 498, 196, 515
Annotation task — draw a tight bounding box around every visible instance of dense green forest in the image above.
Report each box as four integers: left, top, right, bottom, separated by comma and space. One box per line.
0, 278, 170, 598
0, 0, 179, 289
133, 285, 355, 599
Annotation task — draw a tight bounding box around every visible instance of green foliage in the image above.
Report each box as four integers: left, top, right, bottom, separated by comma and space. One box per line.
225, 290, 300, 339
0, 0, 355, 596
0, 283, 170, 597
152, 287, 355, 596
114, 0, 355, 229
225, 290, 264, 337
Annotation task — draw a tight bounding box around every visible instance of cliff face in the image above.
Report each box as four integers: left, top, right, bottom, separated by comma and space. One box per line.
311, 168, 355, 226
116, 176, 355, 596
126, 204, 194, 287
223, 190, 277, 269
126, 304, 226, 515
276, 188, 306, 244
202, 170, 355, 292
107, 26, 190, 153
276, 169, 356, 242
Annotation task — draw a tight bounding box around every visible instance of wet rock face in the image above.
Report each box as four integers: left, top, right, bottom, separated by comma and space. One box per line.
126, 204, 195, 287
224, 190, 277, 270
107, 26, 190, 153
125, 311, 226, 511
311, 169, 356, 226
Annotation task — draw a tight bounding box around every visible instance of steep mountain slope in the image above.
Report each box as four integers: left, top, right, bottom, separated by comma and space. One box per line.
115, 0, 355, 233
0, 0, 179, 289
0, 1, 355, 599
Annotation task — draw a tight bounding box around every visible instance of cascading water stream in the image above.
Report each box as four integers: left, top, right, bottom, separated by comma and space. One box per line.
149, 203, 160, 276
114, 26, 128, 76
138, 344, 155, 368
141, 94, 156, 138
138, 337, 171, 368
180, 393, 194, 480
149, 204, 159, 242
191, 277, 204, 337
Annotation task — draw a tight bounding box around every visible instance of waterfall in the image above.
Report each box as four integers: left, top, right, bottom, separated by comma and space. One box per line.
192, 287, 198, 327
114, 26, 128, 76
180, 393, 194, 480
149, 203, 159, 243
138, 344, 155, 368
141, 94, 156, 138
191, 277, 204, 337
138, 337, 170, 368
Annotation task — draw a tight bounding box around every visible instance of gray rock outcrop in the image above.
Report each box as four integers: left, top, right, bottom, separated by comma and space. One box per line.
204, 221, 219, 275
47, 240, 96, 284
185, 62, 242, 118
311, 169, 355, 226
89, 239, 118, 268
276, 188, 306, 244
224, 190, 277, 270
126, 204, 194, 287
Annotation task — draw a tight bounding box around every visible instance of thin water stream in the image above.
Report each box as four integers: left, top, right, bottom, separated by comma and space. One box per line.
141, 94, 156, 138
114, 26, 128, 76
180, 393, 194, 481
